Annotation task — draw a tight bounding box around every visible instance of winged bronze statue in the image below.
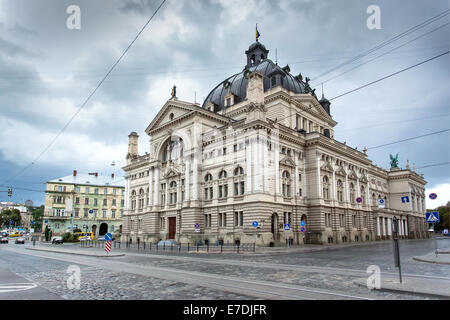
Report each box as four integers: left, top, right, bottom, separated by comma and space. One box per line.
390, 153, 399, 168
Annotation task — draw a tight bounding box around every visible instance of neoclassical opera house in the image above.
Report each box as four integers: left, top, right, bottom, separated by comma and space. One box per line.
121, 39, 428, 245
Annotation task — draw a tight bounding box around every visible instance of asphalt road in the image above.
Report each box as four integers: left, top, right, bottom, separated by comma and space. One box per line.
0, 238, 448, 300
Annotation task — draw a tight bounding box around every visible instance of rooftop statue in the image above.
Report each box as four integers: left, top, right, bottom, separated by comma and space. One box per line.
390, 153, 399, 168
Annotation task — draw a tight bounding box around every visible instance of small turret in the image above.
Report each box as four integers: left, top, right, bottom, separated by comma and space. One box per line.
127, 132, 139, 164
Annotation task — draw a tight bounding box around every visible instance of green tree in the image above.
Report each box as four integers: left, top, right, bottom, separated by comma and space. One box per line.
27, 205, 44, 232
0, 209, 21, 228
44, 225, 51, 241
433, 205, 450, 232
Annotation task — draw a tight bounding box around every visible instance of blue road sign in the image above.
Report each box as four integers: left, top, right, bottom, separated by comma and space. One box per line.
401, 196, 410, 203
89, 209, 93, 214
379, 199, 385, 204
194, 223, 200, 229
44, 220, 48, 224
284, 223, 290, 231
300, 220, 306, 227
252, 221, 258, 228
300, 227, 306, 233
429, 193, 437, 200
356, 197, 362, 203
104, 233, 113, 241
426, 212, 439, 223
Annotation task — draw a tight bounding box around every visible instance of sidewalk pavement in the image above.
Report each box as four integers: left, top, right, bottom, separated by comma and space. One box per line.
354, 276, 450, 299
26, 247, 125, 258
413, 250, 450, 265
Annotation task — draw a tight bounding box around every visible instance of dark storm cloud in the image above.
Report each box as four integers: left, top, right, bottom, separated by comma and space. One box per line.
0, 0, 448, 206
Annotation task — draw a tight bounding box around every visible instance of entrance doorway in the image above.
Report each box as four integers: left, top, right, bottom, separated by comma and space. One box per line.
99, 223, 108, 236
92, 225, 97, 237
271, 213, 279, 241
168, 217, 176, 239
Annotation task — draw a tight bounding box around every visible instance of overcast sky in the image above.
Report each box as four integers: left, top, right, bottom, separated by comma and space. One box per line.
0, 0, 448, 208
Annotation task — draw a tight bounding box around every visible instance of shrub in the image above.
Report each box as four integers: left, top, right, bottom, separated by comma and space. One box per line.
61, 232, 74, 242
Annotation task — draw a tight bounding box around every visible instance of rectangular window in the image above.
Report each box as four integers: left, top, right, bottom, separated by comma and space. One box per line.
223, 213, 227, 227
239, 211, 244, 226
240, 181, 245, 195
120, 210, 123, 218
219, 185, 223, 198
204, 188, 209, 200
74, 209, 79, 217
102, 210, 106, 218
234, 144, 238, 152
234, 212, 239, 226
224, 184, 228, 197
209, 187, 213, 199
93, 210, 97, 219
94, 188, 98, 194
218, 213, 223, 227
94, 198, 98, 206
75, 187, 80, 193
85, 198, 89, 205
103, 188, 107, 195
121, 199, 124, 207
223, 147, 227, 155
112, 210, 116, 219
234, 183, 239, 196
112, 199, 116, 206
103, 199, 107, 206
58, 186, 63, 192
85, 187, 90, 194
226, 98, 231, 106
113, 189, 117, 195
75, 197, 80, 204
84, 208, 88, 217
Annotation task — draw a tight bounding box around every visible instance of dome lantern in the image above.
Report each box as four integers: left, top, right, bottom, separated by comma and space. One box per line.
245, 41, 269, 69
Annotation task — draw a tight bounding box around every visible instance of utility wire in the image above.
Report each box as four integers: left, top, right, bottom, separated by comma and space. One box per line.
329, 51, 449, 101
1, 0, 167, 186
311, 9, 449, 82
366, 129, 449, 150
321, 22, 450, 84
415, 162, 450, 170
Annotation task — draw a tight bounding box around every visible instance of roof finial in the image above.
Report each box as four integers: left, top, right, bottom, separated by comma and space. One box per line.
256, 23, 260, 42
275, 48, 278, 65
321, 82, 324, 99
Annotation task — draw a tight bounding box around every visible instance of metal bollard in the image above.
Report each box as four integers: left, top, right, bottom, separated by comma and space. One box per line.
163, 243, 165, 251
171, 243, 173, 251
178, 245, 181, 252
253, 242, 256, 253
237, 245, 240, 254
220, 244, 223, 253
207, 243, 209, 253
187, 243, 190, 252
144, 242, 146, 250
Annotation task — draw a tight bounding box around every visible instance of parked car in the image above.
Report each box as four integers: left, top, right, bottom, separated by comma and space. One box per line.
52, 236, 63, 244
15, 237, 25, 244
0, 237, 8, 244
157, 239, 179, 246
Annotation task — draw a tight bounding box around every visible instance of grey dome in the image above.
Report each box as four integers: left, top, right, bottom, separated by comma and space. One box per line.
202, 59, 310, 112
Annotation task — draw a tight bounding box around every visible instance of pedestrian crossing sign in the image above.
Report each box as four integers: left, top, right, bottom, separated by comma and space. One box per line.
426, 212, 439, 223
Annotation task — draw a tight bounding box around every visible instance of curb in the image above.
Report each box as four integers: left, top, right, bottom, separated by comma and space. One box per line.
26, 247, 125, 258
412, 256, 450, 265
353, 279, 450, 299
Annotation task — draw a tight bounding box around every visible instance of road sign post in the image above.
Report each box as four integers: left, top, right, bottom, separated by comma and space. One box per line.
252, 221, 258, 247
284, 224, 290, 248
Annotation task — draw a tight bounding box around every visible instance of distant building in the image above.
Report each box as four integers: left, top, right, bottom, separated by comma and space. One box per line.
25, 200, 33, 207
43, 171, 125, 237
0, 201, 31, 230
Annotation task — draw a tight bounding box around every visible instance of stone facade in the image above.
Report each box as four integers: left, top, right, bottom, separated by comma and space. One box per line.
121, 41, 428, 246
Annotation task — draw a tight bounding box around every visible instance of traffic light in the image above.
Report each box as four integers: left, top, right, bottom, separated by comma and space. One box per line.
7, 187, 12, 197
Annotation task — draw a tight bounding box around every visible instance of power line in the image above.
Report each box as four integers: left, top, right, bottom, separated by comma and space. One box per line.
311, 9, 449, 82
415, 162, 450, 170
321, 22, 450, 84
1, 0, 167, 186
329, 50, 449, 101
366, 129, 449, 150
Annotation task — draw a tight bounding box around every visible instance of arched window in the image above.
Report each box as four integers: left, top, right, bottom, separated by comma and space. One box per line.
218, 170, 227, 179
282, 170, 291, 197
205, 173, 213, 182
349, 182, 355, 203
233, 166, 245, 196
131, 190, 137, 210
161, 137, 184, 162
337, 179, 344, 201
360, 185, 365, 204
169, 181, 177, 204
234, 166, 244, 176
138, 188, 145, 209
218, 170, 228, 199
322, 176, 330, 200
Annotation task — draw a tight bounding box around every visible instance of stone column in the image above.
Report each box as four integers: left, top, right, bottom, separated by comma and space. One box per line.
398, 218, 403, 236
332, 166, 337, 200
316, 153, 321, 198
192, 152, 198, 200
294, 151, 300, 196
376, 217, 381, 237
246, 139, 252, 194
387, 217, 392, 236
263, 132, 269, 192
153, 166, 159, 205
345, 174, 350, 202
404, 219, 408, 236
148, 167, 153, 207
273, 129, 280, 195
382, 217, 386, 236
302, 155, 307, 198
185, 159, 190, 201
